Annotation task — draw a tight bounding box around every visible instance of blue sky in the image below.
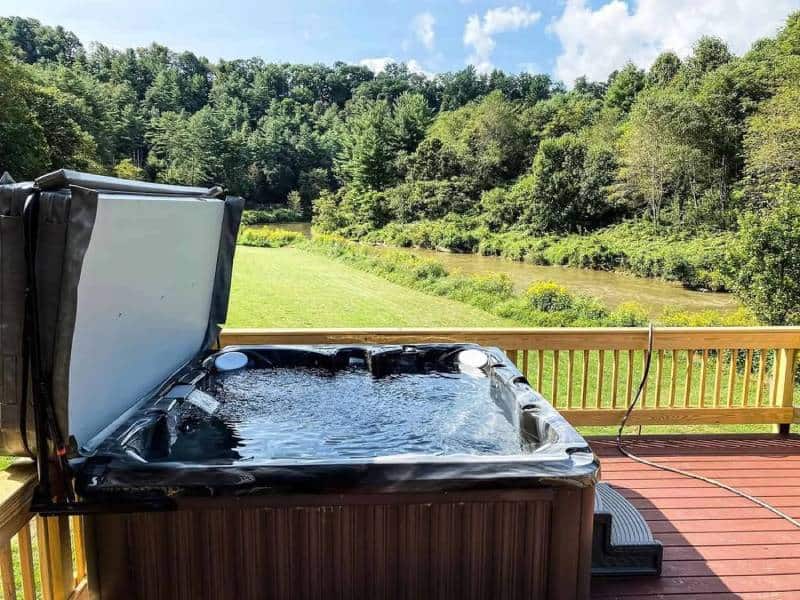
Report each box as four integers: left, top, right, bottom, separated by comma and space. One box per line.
2, 1, 799, 83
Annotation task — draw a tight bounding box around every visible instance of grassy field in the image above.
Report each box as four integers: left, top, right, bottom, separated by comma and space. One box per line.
226, 246, 517, 327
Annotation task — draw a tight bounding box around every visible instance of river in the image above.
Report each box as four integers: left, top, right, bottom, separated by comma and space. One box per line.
258, 222, 740, 317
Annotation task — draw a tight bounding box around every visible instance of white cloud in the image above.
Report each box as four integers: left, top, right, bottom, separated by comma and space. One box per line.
358, 57, 432, 78
464, 6, 542, 73
413, 12, 436, 50
551, 0, 800, 84
359, 57, 395, 73
406, 59, 433, 78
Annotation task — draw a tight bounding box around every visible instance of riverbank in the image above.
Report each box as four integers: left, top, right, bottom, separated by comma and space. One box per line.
285, 234, 754, 328
254, 222, 741, 318
365, 219, 735, 292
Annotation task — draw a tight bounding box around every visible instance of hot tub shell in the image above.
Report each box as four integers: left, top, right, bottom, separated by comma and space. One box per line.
0, 171, 598, 599
82, 344, 598, 600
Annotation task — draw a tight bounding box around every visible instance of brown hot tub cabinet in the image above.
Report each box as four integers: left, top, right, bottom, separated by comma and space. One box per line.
1, 171, 599, 599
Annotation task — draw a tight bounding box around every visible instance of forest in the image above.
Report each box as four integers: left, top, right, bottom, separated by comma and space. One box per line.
1, 14, 799, 325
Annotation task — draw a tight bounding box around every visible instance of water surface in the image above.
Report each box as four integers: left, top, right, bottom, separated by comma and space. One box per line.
169, 367, 521, 462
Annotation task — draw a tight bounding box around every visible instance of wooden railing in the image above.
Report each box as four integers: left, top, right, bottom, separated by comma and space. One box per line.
0, 464, 86, 600
220, 327, 800, 428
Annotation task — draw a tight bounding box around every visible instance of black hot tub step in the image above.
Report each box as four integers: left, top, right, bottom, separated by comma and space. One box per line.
592, 482, 663, 577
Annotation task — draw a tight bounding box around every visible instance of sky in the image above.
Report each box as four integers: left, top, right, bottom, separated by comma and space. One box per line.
2, 0, 799, 84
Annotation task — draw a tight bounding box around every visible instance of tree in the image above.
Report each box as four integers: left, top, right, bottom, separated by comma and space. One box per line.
743, 85, 800, 198
0, 17, 83, 63
647, 52, 681, 87
438, 66, 487, 111
427, 91, 530, 188
518, 134, 612, 233
685, 36, 733, 80
618, 89, 716, 228
336, 99, 398, 190
730, 188, 800, 325
392, 92, 431, 153
604, 63, 645, 112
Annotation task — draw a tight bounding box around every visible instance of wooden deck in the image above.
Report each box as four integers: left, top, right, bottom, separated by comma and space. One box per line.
590, 435, 800, 599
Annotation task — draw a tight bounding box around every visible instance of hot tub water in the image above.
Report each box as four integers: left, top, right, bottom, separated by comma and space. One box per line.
167, 367, 522, 462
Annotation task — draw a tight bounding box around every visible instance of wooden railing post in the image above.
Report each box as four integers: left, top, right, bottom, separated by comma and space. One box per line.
774, 348, 798, 435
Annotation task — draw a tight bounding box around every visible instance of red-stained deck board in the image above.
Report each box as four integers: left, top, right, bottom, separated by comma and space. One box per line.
588, 435, 800, 599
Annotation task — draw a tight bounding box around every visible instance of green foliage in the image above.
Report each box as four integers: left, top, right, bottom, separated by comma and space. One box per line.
301, 236, 613, 327
685, 36, 734, 80
427, 91, 531, 188
241, 207, 305, 225
237, 227, 303, 248
385, 178, 479, 223
744, 85, 800, 197
114, 158, 144, 180
520, 135, 603, 233
730, 187, 800, 325
647, 52, 682, 87
366, 215, 483, 252
604, 63, 645, 112
0, 41, 48, 176
525, 282, 574, 312
0, 17, 83, 64
336, 99, 398, 189
312, 188, 391, 237
618, 88, 719, 228
4, 14, 800, 325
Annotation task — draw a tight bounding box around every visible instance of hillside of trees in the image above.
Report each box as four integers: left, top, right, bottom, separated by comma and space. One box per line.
1, 15, 799, 324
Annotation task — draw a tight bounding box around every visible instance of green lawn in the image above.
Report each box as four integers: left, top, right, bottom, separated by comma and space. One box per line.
226, 246, 517, 327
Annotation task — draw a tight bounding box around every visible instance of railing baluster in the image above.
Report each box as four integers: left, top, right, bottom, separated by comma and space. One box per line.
536, 350, 543, 392
71, 516, 87, 584
669, 350, 678, 408
714, 349, 723, 407
36, 517, 54, 600
567, 350, 574, 408
683, 350, 693, 407
655, 350, 664, 407
522, 350, 529, 378
18, 522, 36, 600
727, 350, 737, 407
769, 349, 779, 406
699, 350, 708, 407
742, 349, 753, 406
611, 350, 620, 408
756, 349, 767, 406
595, 350, 605, 408
552, 350, 560, 406
640, 350, 649, 407
625, 349, 634, 407
580, 350, 589, 409
0, 539, 16, 600
506, 349, 518, 366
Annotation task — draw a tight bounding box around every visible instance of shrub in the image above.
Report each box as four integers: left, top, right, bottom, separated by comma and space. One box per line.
384, 177, 479, 223
608, 302, 649, 326
237, 227, 303, 247
525, 281, 574, 312
729, 187, 800, 324
241, 207, 304, 225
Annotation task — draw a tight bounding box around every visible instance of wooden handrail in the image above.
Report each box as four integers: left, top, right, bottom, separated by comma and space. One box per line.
220, 326, 800, 350
0, 463, 87, 600
220, 327, 800, 427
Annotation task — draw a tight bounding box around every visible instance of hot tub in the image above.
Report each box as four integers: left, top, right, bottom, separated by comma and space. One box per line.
1, 171, 598, 599
79, 344, 598, 599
